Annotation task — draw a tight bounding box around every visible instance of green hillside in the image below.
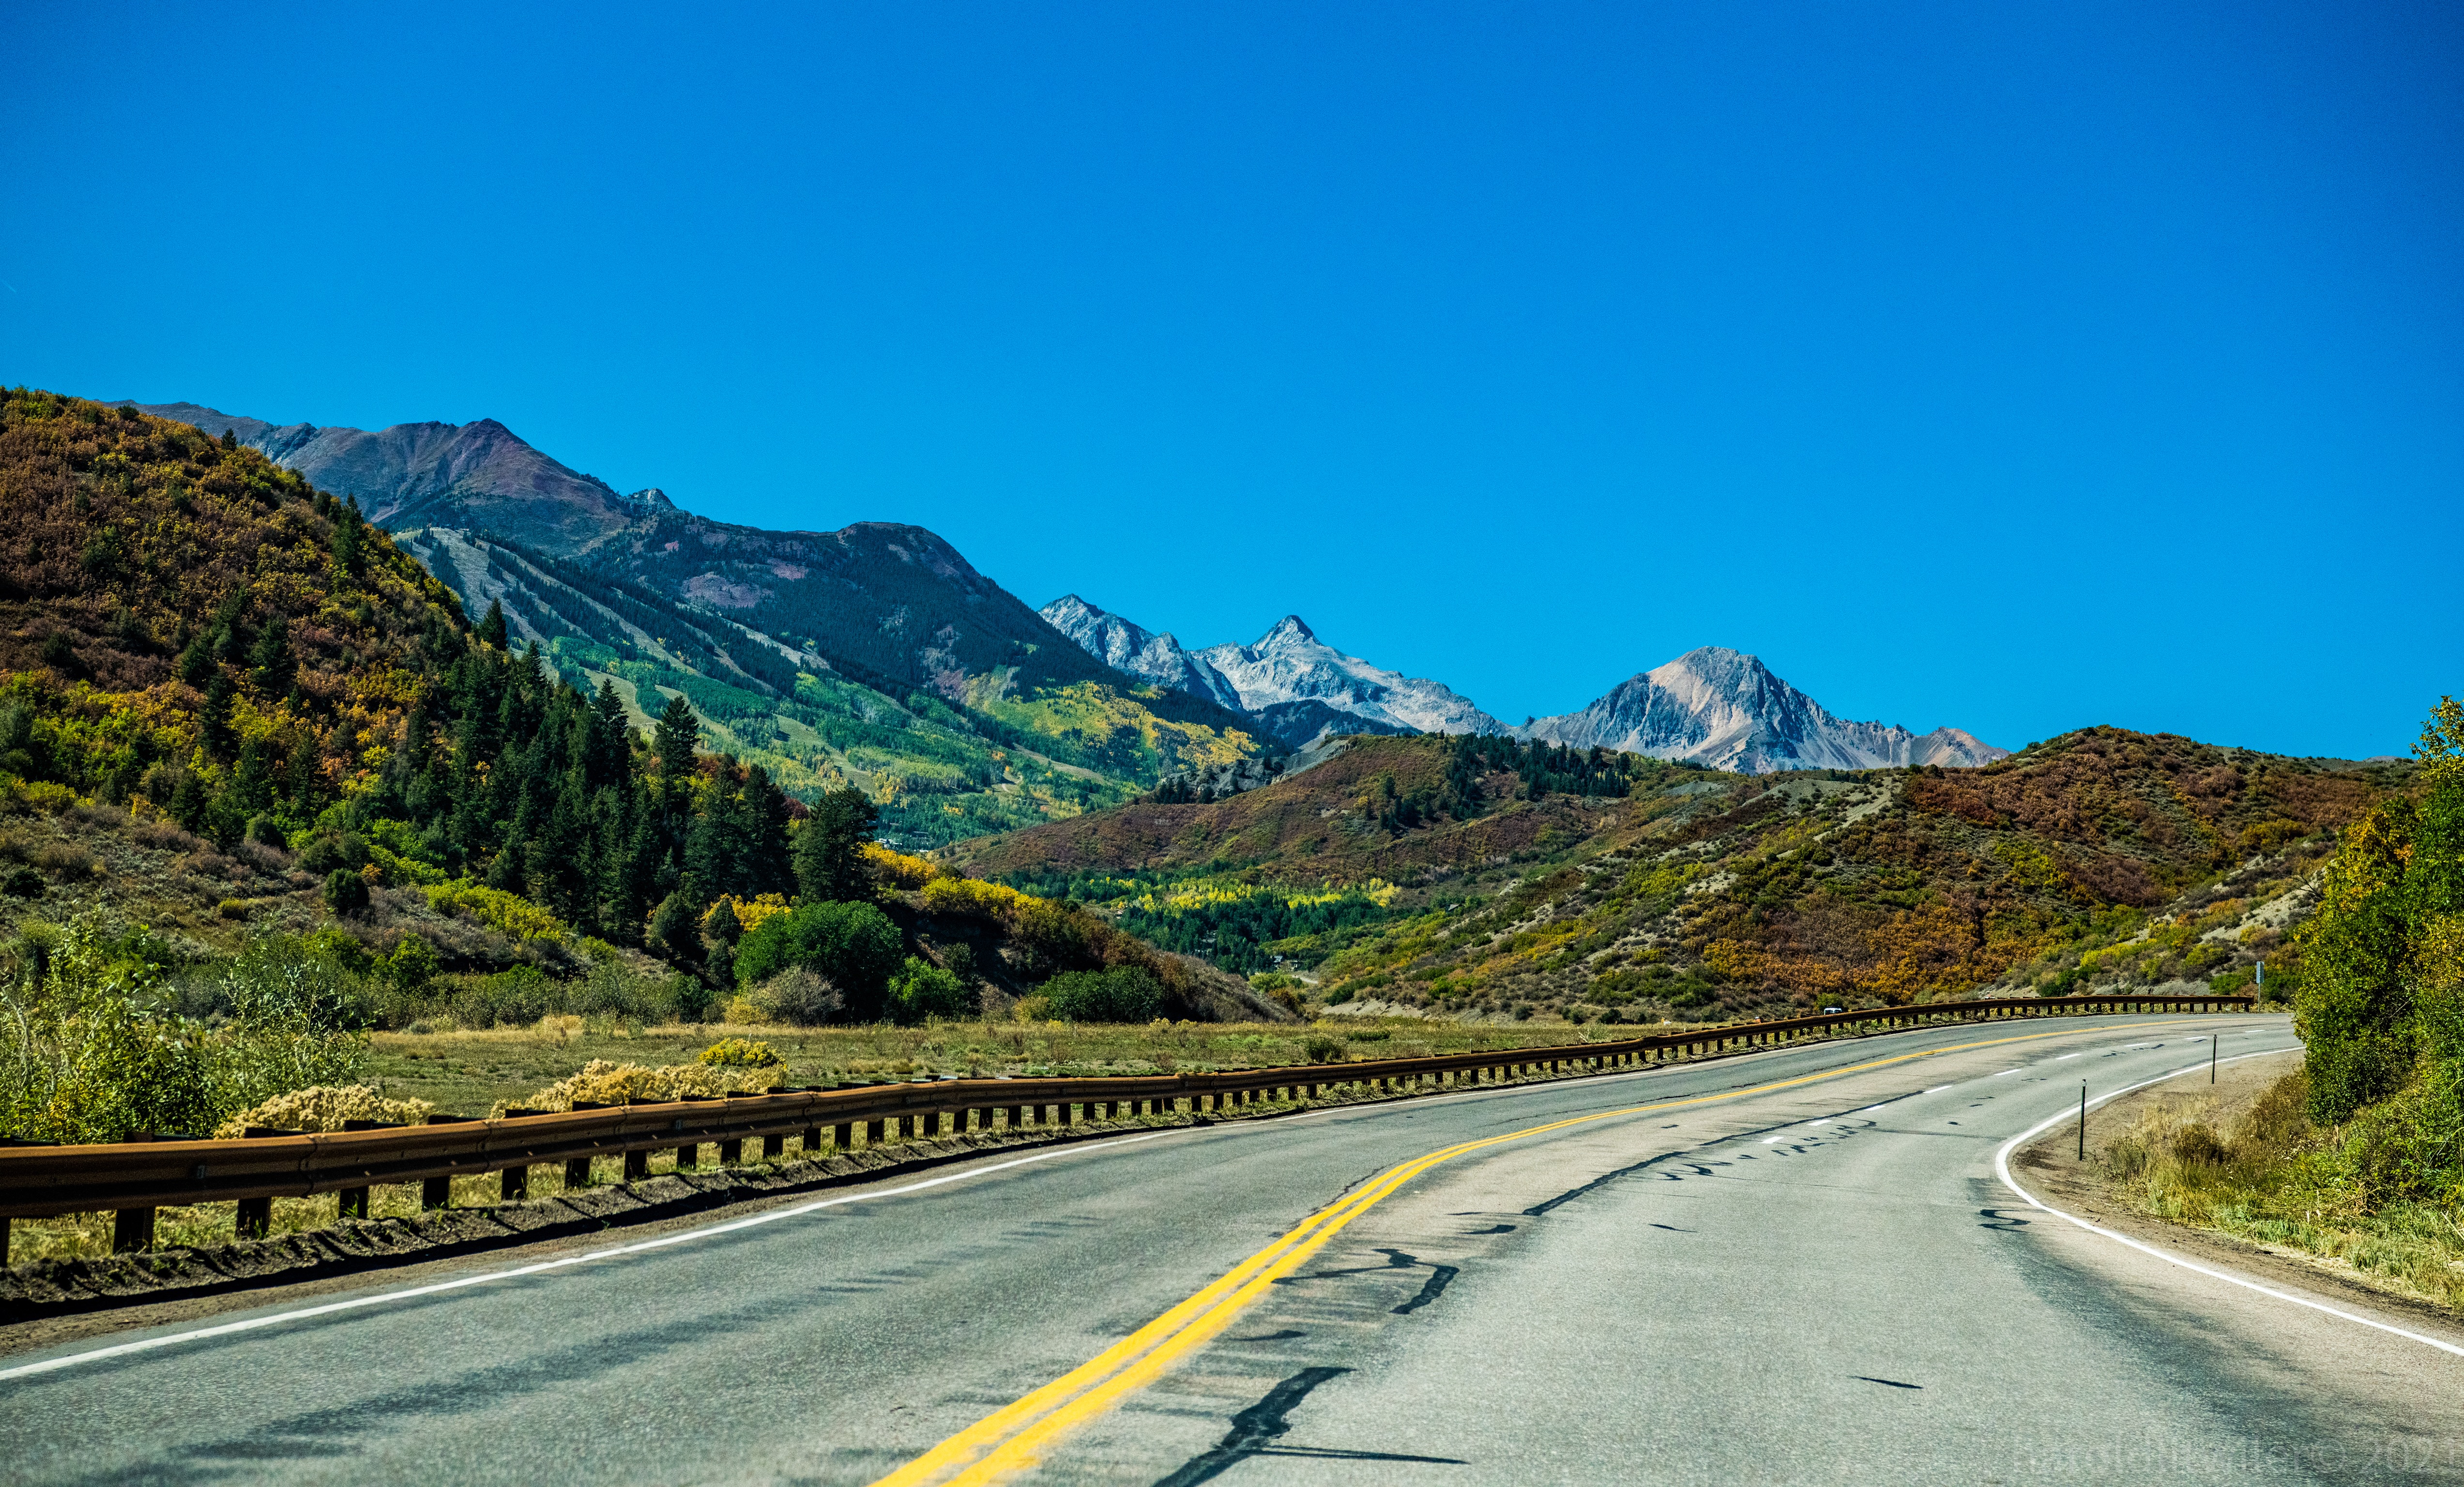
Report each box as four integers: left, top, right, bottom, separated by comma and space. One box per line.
956, 728, 2398, 1024
0, 388, 1256, 1048
395, 529, 1258, 852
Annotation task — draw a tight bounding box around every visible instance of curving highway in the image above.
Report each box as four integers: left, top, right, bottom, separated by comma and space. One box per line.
4, 1014, 2461, 1486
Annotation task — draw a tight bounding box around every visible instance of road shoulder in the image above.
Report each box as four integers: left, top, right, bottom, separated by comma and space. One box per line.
2011, 1047, 2464, 1338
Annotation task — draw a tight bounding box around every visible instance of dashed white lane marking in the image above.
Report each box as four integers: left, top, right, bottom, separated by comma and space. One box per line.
1994, 1050, 2464, 1362
1925, 1085, 1954, 1093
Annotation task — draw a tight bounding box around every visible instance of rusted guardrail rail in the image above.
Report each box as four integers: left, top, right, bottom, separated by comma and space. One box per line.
0, 993, 2255, 1260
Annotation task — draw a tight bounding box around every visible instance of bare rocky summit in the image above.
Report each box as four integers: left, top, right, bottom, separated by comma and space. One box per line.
1518, 646, 2007, 772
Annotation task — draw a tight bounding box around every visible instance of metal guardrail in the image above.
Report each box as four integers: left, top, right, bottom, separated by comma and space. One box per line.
0, 993, 2255, 1258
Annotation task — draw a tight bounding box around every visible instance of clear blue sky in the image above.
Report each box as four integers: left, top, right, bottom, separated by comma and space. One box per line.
6, 3, 2458, 758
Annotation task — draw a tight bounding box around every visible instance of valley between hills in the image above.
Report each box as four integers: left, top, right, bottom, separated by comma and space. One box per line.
0, 387, 2408, 1039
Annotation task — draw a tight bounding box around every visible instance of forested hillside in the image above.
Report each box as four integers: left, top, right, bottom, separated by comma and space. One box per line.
141, 400, 1271, 848
958, 728, 2394, 1024
393, 528, 1255, 851
0, 388, 1270, 1145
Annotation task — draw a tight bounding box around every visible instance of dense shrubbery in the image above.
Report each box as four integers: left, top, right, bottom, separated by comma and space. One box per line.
731, 900, 905, 1015
887, 956, 971, 1023
514, 1058, 756, 1112
2291, 698, 2464, 1208
215, 1084, 433, 1138
0, 921, 368, 1142
1042, 966, 1163, 1023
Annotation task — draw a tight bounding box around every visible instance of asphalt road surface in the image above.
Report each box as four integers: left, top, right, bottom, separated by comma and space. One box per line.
7, 1013, 2462, 1486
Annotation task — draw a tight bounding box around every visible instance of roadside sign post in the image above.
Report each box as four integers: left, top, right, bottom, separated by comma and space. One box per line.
2078, 1081, 2087, 1161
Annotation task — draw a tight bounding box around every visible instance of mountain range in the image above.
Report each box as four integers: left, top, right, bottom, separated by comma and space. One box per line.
1039, 597, 2005, 772
1039, 598, 1501, 750
127, 400, 2005, 789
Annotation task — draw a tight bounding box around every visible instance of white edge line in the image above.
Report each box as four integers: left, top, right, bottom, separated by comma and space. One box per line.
1993, 1049, 2464, 1361
1, 1129, 1182, 1384
3, 1014, 2288, 1383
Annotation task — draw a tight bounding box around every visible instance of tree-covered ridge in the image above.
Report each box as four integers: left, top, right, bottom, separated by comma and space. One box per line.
396, 529, 1263, 851
0, 388, 466, 816
957, 727, 2391, 1024
0, 388, 805, 954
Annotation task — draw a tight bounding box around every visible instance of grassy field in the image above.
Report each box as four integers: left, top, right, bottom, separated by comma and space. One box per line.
365, 1012, 1675, 1117
2099, 1066, 2464, 1313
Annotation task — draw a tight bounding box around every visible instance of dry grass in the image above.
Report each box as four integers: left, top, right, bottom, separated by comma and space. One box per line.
2101, 1070, 2464, 1311
366, 1013, 1682, 1117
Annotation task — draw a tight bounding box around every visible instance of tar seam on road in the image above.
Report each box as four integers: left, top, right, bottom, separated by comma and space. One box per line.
0, 1129, 1185, 1384
1993, 1047, 2464, 1361
868, 1018, 2228, 1487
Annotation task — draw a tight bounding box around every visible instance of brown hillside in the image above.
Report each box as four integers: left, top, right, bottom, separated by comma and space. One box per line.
948, 735, 1625, 882
953, 726, 2395, 1025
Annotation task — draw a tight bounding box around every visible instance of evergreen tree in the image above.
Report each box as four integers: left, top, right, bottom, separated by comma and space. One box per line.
199, 673, 238, 762
475, 598, 509, 650
795, 786, 880, 903
654, 693, 700, 784
248, 613, 293, 694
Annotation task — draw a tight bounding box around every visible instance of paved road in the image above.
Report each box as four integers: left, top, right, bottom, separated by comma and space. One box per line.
6, 1014, 2460, 1485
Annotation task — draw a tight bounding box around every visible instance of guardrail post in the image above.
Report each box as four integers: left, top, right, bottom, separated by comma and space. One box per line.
674, 1142, 697, 1172
237, 1195, 273, 1238
866, 1119, 886, 1145
834, 1122, 853, 1151
421, 1176, 451, 1208
339, 1185, 371, 1220
803, 1123, 823, 1153
763, 1134, 788, 1158
718, 1138, 743, 1165
624, 1149, 650, 1182
113, 1207, 154, 1253
502, 1166, 528, 1201
564, 1157, 592, 1190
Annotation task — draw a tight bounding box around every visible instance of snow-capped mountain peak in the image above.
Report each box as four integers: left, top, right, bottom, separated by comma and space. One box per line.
1519, 646, 2007, 772
1037, 595, 1244, 711
1194, 618, 1505, 737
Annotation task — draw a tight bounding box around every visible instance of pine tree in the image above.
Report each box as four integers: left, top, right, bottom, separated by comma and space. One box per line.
475, 598, 509, 650
795, 786, 880, 903
199, 673, 238, 762
249, 613, 293, 694
654, 693, 700, 784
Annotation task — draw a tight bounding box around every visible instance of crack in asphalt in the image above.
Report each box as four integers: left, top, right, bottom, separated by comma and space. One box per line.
1148, 1367, 1466, 1486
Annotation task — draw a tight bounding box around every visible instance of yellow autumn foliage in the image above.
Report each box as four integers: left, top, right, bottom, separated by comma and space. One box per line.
214, 1084, 435, 1138
702, 893, 793, 936
509, 1059, 760, 1113
863, 840, 944, 890
425, 879, 568, 941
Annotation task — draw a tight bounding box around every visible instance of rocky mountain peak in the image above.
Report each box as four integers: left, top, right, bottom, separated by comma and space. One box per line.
1521, 647, 2007, 773
1036, 595, 1244, 712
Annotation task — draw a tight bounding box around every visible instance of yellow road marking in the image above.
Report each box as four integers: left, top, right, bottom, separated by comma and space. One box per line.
870, 1017, 2218, 1486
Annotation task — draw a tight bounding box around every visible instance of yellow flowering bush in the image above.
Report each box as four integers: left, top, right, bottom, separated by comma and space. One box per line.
510, 1059, 755, 1112
214, 1084, 434, 1137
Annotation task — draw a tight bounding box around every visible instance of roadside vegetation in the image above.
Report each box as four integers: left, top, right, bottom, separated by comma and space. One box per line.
2094, 698, 2464, 1309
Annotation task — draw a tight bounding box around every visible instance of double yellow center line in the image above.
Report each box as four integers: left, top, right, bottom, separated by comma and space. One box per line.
872, 1018, 2207, 1485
